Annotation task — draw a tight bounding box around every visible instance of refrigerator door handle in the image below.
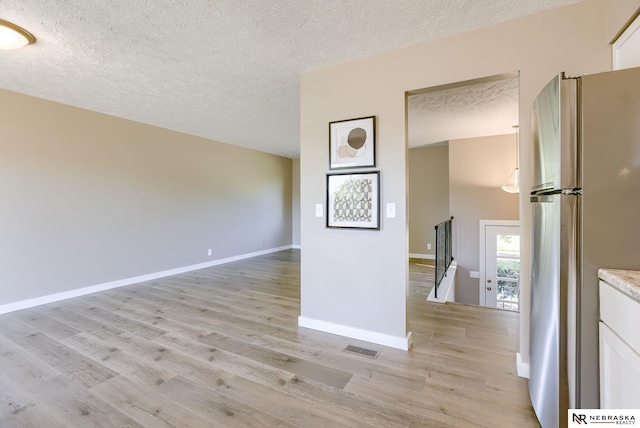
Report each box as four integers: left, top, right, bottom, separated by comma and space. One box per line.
561, 188, 582, 196
530, 188, 581, 202
531, 182, 556, 193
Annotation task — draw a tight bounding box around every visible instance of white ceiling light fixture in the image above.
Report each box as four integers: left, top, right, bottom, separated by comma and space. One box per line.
501, 125, 520, 194
0, 19, 36, 50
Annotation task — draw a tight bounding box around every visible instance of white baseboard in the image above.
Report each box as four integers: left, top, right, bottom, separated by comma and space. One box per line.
516, 353, 530, 378
298, 316, 412, 351
409, 253, 435, 260
427, 261, 457, 303
291, 244, 301, 249
0, 245, 294, 315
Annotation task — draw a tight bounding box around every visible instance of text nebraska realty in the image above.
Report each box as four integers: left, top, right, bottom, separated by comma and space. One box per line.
573, 413, 636, 425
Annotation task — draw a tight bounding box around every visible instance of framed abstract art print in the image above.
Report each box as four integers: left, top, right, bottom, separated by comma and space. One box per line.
326, 171, 380, 230
329, 116, 375, 169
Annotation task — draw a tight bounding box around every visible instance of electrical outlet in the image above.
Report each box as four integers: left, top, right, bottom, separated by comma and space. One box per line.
427, 243, 432, 250
315, 203, 323, 217
386, 203, 396, 218
207, 249, 212, 256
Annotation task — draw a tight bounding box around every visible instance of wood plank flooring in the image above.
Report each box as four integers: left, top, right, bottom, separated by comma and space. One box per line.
0, 250, 540, 427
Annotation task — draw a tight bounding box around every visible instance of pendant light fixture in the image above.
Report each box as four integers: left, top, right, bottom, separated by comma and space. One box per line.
0, 19, 36, 50
501, 125, 520, 193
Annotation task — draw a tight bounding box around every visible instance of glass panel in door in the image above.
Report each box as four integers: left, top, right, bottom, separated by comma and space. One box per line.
485, 226, 520, 311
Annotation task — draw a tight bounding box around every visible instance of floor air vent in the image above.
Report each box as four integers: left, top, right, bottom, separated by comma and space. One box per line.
343, 345, 380, 359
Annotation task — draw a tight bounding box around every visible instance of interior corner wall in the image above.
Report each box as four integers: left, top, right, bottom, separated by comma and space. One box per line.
606, 0, 640, 42
292, 158, 301, 247
449, 135, 519, 304
300, 0, 610, 355
0, 88, 293, 306
409, 145, 449, 257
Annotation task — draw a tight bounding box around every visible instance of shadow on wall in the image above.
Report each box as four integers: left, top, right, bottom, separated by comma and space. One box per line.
408, 144, 449, 260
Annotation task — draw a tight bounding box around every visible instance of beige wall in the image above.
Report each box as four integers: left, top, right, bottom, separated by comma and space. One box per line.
449, 135, 519, 304
606, 0, 640, 42
300, 0, 611, 353
0, 89, 292, 306
292, 158, 301, 246
408, 145, 449, 256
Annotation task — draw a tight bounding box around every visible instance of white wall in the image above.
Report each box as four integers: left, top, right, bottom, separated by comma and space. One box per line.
0, 88, 293, 307
300, 0, 611, 356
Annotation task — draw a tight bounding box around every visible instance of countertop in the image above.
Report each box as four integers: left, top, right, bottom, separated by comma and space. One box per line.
599, 268, 640, 304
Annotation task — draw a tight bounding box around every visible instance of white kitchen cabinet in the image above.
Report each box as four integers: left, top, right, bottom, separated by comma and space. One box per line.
599, 322, 640, 408
599, 276, 640, 409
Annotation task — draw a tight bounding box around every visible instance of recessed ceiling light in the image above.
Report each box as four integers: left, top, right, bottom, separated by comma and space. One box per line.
0, 19, 36, 50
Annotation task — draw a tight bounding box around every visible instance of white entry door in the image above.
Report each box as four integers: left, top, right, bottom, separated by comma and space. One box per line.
480, 222, 520, 311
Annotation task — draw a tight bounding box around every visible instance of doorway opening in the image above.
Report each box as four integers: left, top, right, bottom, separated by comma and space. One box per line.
406, 72, 520, 306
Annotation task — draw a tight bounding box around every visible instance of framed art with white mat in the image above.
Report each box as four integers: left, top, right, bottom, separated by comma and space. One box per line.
326, 171, 380, 230
329, 116, 375, 169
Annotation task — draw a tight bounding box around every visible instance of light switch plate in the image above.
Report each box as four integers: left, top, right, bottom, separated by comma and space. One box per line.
315, 204, 323, 217
386, 203, 396, 218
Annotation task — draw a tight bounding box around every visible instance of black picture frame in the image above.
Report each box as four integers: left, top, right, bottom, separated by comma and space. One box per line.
326, 171, 380, 230
329, 116, 376, 170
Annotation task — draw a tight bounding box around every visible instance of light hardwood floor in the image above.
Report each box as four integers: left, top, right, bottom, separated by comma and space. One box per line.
0, 250, 540, 427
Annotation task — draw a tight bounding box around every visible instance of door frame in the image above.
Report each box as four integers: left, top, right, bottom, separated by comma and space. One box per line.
479, 219, 520, 307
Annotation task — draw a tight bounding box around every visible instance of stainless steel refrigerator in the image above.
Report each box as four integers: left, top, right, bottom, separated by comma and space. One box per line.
529, 67, 640, 428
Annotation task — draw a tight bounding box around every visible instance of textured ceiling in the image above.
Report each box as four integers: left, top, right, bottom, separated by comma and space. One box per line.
408, 75, 519, 147
0, 0, 580, 158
